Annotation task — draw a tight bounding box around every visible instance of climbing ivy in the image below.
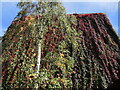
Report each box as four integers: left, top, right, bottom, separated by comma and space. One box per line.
2, 0, 80, 89
2, 1, 120, 90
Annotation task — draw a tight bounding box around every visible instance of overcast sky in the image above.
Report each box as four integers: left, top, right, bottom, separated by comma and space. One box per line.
0, 1, 120, 36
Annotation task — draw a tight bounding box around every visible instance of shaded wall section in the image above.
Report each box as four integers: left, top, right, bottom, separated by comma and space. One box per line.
71, 13, 120, 89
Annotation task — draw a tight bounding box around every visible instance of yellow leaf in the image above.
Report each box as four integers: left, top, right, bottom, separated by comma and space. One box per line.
50, 81, 56, 84
59, 79, 65, 83
16, 50, 19, 52
31, 64, 35, 67
33, 53, 36, 56
28, 73, 37, 79
80, 57, 84, 60
60, 53, 64, 58
28, 22, 31, 26
20, 27, 25, 32
27, 16, 34, 21
20, 27, 24, 31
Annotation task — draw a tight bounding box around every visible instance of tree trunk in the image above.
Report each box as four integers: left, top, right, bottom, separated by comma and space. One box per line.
37, 42, 41, 74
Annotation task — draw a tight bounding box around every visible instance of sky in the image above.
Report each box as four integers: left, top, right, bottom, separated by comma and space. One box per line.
0, 1, 120, 37
63, 2, 119, 36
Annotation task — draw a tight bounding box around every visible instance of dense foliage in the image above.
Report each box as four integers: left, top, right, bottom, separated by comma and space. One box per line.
72, 13, 120, 89
2, 1, 120, 90
2, 1, 80, 89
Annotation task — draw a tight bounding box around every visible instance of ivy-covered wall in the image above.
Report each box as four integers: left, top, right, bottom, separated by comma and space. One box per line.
2, 13, 120, 89
72, 13, 120, 89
